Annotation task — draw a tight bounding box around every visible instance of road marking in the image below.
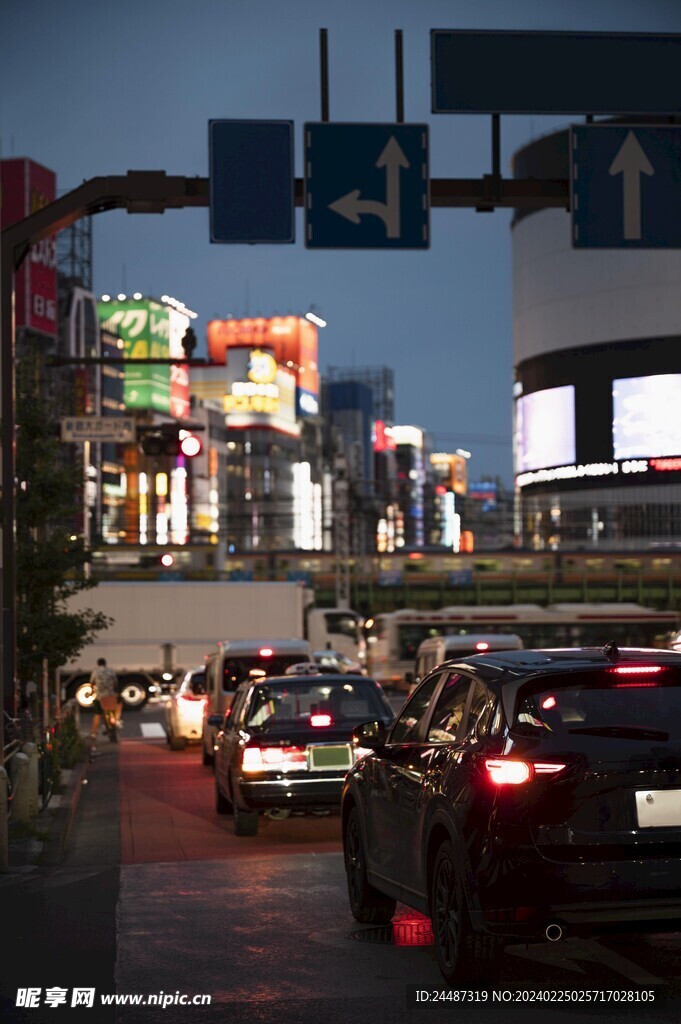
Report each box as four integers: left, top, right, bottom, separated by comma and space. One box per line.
140, 723, 166, 738
509, 936, 663, 984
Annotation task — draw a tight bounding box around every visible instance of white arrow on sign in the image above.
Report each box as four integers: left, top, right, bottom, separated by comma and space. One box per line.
609, 131, 654, 240
328, 137, 410, 238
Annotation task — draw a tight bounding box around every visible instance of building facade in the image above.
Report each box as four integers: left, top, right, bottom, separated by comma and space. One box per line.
512, 125, 681, 550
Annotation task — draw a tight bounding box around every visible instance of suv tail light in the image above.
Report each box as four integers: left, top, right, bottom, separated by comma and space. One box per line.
179, 692, 206, 702
484, 758, 566, 785
610, 665, 663, 675
242, 745, 307, 773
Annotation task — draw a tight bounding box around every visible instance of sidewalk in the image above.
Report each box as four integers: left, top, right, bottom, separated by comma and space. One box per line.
4, 735, 116, 875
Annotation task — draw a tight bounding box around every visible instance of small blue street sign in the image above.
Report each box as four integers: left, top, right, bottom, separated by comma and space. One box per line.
571, 124, 681, 249
304, 123, 429, 249
209, 120, 294, 243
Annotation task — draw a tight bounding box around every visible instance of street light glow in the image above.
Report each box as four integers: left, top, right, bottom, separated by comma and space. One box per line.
303, 311, 325, 327
456, 448, 472, 459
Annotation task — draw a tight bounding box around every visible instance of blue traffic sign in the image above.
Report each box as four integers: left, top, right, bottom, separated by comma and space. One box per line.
209, 120, 294, 243
571, 125, 681, 249
304, 123, 429, 249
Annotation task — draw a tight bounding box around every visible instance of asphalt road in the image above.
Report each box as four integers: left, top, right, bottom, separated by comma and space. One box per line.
3, 700, 681, 1024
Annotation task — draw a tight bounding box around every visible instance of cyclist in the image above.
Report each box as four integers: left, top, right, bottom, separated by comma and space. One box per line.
88, 657, 120, 744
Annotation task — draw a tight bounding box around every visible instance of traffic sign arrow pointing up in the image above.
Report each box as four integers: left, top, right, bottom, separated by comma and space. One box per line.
609, 131, 654, 240
328, 136, 410, 238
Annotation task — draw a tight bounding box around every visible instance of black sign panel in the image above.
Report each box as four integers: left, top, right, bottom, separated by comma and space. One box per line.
431, 30, 681, 116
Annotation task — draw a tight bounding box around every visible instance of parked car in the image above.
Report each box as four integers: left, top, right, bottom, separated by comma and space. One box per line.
341, 645, 681, 984
165, 667, 207, 750
212, 672, 394, 836
313, 649, 364, 674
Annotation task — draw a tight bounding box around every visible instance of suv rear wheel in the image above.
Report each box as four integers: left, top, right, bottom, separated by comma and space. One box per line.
431, 840, 504, 986
344, 807, 396, 924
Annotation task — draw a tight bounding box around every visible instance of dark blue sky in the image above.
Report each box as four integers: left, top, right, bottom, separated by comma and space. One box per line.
2, 0, 679, 483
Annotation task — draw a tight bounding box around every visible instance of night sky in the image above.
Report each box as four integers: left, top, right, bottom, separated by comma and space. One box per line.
2, 0, 679, 483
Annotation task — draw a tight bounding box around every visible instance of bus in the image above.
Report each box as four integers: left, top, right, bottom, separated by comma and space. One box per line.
366, 603, 680, 690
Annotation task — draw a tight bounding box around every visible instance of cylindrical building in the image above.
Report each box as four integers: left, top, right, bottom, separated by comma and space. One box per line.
512, 125, 681, 550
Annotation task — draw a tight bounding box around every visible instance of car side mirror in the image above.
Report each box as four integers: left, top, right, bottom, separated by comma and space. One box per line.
352, 720, 386, 751
208, 714, 225, 728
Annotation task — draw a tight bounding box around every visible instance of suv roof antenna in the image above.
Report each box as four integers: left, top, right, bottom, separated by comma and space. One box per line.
602, 641, 620, 662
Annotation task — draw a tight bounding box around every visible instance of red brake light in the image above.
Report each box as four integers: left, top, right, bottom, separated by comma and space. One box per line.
242, 747, 263, 771
242, 745, 307, 773
541, 696, 557, 710
485, 759, 532, 785
259, 648, 273, 658
614, 681, 661, 688
485, 759, 566, 785
610, 665, 663, 675
310, 713, 332, 727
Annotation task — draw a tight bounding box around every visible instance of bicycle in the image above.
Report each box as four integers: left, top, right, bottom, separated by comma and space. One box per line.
99, 695, 119, 743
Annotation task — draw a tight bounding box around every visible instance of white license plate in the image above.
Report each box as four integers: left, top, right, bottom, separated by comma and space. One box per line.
308, 744, 352, 771
635, 789, 681, 828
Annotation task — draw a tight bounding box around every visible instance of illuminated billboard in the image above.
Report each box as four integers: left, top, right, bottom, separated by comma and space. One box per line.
430, 452, 468, 496
206, 315, 319, 409
222, 348, 299, 436
98, 299, 171, 413
168, 308, 191, 419
515, 385, 576, 473
1, 158, 57, 337
613, 374, 681, 460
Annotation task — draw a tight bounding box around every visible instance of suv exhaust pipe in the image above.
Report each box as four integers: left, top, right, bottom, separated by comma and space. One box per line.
545, 923, 563, 942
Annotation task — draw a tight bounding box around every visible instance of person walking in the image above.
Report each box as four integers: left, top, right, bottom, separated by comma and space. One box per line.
88, 657, 120, 745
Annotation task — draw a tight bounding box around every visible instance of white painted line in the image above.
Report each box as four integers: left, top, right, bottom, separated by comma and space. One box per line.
140, 723, 166, 739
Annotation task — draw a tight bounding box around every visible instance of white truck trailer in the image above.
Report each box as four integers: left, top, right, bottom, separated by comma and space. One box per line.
61, 581, 364, 708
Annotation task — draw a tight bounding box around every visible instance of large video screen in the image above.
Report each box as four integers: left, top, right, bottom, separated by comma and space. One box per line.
516, 385, 576, 473
613, 374, 681, 460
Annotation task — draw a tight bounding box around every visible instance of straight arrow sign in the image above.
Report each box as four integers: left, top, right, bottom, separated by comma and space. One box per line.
571, 124, 681, 250
609, 131, 654, 240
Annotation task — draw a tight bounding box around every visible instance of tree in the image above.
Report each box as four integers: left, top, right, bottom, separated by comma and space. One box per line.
14, 347, 111, 696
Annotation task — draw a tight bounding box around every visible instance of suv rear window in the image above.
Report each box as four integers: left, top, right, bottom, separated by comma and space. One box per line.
514, 668, 681, 740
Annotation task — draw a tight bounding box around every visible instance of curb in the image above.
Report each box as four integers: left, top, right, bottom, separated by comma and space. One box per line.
40, 756, 89, 866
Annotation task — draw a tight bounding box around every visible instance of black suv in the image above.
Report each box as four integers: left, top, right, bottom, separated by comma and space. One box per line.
341, 646, 681, 984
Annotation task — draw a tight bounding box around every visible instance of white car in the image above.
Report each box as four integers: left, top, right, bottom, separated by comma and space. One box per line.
165, 667, 207, 750
313, 649, 364, 674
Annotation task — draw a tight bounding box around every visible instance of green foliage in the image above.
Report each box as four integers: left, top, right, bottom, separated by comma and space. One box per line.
15, 348, 112, 686
54, 709, 86, 770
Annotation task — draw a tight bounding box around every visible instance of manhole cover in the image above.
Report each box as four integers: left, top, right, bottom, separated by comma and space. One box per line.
350, 919, 434, 947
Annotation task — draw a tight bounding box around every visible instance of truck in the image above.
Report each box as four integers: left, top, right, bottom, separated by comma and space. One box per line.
61, 581, 365, 709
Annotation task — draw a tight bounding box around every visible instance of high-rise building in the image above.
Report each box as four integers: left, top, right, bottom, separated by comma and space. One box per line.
191, 316, 324, 553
